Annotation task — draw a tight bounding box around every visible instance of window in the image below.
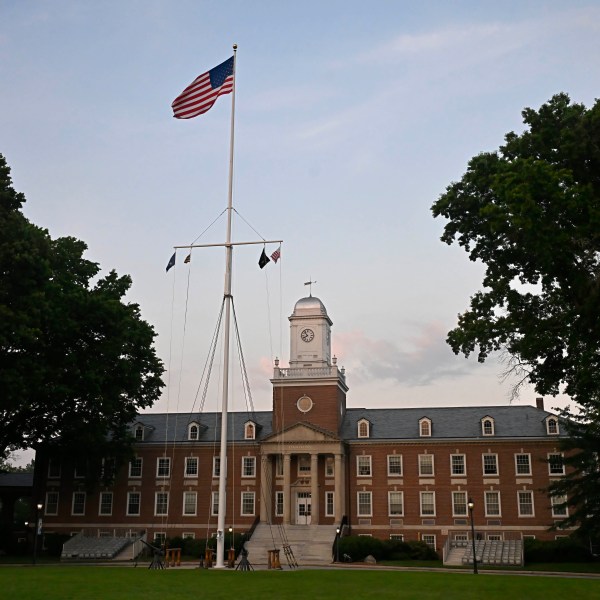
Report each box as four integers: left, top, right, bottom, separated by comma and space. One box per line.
298, 455, 311, 474
102, 458, 115, 480
421, 534, 436, 550
99, 492, 113, 516
482, 454, 498, 476
357, 455, 372, 477
183, 491, 197, 516
213, 456, 221, 478
388, 491, 404, 516
129, 457, 142, 478
45, 492, 59, 516
155, 492, 169, 516
515, 454, 531, 476
135, 425, 144, 441
275, 455, 283, 477
72, 492, 86, 516
185, 457, 198, 477
358, 419, 370, 438
420, 491, 436, 516
325, 457, 334, 477
551, 495, 568, 517
419, 418, 431, 437
275, 491, 284, 517
244, 422, 255, 440
450, 454, 466, 476
182, 532, 195, 540
188, 423, 199, 441
548, 453, 565, 475
357, 492, 372, 516
74, 460, 86, 479
325, 491, 334, 517
488, 534, 502, 541
242, 456, 256, 477
390, 534, 404, 541
518, 490, 534, 516
153, 532, 166, 545
482, 417, 495, 436
211, 491, 219, 516
156, 457, 170, 478
452, 491, 468, 517
241, 492, 255, 516
127, 492, 141, 516
485, 491, 501, 516
387, 455, 403, 476
546, 417, 559, 435
47, 458, 61, 479
418, 454, 434, 476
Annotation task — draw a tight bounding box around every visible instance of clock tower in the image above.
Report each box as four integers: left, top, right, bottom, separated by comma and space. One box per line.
289, 296, 332, 366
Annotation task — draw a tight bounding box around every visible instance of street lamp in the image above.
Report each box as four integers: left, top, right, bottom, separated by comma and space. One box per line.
33, 502, 43, 566
335, 527, 340, 563
467, 498, 478, 575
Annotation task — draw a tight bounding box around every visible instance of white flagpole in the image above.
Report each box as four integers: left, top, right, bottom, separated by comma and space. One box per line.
215, 43, 237, 569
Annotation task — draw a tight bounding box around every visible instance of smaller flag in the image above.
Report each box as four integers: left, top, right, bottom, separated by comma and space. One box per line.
184, 253, 191, 264
271, 247, 281, 263
166, 252, 176, 272
258, 248, 270, 269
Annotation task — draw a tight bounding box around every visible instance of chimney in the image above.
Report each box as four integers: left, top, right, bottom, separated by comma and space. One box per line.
536, 397, 544, 410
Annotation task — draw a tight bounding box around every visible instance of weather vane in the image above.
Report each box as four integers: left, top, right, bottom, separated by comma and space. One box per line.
304, 278, 317, 296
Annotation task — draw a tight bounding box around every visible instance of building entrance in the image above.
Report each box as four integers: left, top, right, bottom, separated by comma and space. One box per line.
296, 492, 311, 525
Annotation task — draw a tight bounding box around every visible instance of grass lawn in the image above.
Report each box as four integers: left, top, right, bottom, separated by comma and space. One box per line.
0, 567, 599, 600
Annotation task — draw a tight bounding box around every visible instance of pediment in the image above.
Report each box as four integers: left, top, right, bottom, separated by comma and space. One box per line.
262, 421, 338, 444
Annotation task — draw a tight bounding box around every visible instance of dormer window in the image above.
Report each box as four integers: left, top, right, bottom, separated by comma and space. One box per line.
244, 422, 255, 440
188, 422, 199, 441
419, 418, 432, 437
481, 417, 495, 436
134, 425, 144, 441
358, 419, 370, 438
546, 416, 559, 435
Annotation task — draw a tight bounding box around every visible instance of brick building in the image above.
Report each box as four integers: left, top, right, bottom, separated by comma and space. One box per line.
34, 295, 570, 554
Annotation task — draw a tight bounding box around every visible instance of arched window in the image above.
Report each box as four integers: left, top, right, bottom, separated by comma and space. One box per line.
358, 419, 370, 438
481, 417, 495, 436
188, 423, 199, 441
245, 422, 255, 440
419, 418, 431, 437
134, 425, 144, 441
546, 416, 559, 435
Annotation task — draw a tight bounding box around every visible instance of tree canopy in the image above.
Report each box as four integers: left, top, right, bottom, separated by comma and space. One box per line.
0, 153, 164, 478
431, 93, 600, 536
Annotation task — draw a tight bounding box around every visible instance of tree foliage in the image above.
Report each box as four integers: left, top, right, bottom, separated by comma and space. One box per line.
431, 93, 600, 536
0, 153, 164, 477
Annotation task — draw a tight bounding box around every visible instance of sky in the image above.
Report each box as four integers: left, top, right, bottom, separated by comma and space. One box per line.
2, 1, 600, 462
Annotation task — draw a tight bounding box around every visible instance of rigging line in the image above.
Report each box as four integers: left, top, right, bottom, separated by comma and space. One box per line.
263, 266, 274, 363
189, 208, 228, 246
230, 300, 255, 418
231, 207, 268, 242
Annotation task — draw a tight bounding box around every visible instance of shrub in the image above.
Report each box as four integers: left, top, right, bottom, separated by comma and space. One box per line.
338, 536, 439, 562
524, 537, 594, 563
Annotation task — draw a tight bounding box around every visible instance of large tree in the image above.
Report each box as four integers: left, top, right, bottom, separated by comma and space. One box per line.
0, 154, 164, 480
431, 94, 600, 537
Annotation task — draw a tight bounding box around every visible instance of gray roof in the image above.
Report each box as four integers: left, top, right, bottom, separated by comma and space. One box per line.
342, 405, 564, 441
0, 472, 34, 487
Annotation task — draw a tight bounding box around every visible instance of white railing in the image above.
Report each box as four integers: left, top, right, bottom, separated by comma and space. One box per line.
273, 366, 345, 381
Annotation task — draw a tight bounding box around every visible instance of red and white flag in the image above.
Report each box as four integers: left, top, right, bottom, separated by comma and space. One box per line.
271, 247, 281, 263
172, 56, 234, 119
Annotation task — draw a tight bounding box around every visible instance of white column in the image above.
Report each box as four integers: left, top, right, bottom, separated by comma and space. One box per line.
334, 453, 343, 521
260, 455, 270, 522
311, 453, 319, 523
283, 454, 291, 525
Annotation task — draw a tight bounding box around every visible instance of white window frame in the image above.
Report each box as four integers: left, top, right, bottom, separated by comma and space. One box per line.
546, 416, 560, 435
387, 454, 403, 476
183, 491, 197, 516
452, 491, 468, 517
548, 453, 565, 475
212, 456, 221, 478
71, 491, 86, 516
357, 419, 370, 438
241, 492, 255, 516
188, 422, 199, 441
418, 454, 434, 477
134, 425, 144, 441
420, 491, 436, 516
450, 454, 466, 476
99, 492, 113, 516
515, 453, 532, 476
482, 453, 499, 476
127, 491, 141, 516
185, 457, 198, 477
357, 491, 372, 517
551, 494, 568, 517
390, 534, 404, 541
45, 491, 59, 516
153, 532, 166, 544
244, 422, 255, 440
421, 534, 436, 550
154, 491, 169, 516
275, 491, 284, 517
182, 532, 195, 540
419, 418, 432, 437
517, 490, 535, 517
484, 491, 501, 517
481, 417, 495, 436
357, 455, 372, 477
325, 457, 334, 477
325, 491, 334, 517
129, 457, 142, 478
211, 491, 219, 516
242, 456, 256, 478
388, 491, 404, 516
156, 457, 171, 478
297, 455, 311, 475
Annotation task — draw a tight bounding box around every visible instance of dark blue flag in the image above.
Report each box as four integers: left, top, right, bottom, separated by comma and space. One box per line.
166, 252, 176, 272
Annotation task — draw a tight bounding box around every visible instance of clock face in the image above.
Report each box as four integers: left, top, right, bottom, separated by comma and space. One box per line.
300, 328, 315, 342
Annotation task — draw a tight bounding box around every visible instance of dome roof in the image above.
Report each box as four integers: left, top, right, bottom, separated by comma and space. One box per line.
292, 295, 328, 317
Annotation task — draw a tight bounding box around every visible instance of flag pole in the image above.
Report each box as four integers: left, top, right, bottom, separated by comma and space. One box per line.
215, 43, 237, 569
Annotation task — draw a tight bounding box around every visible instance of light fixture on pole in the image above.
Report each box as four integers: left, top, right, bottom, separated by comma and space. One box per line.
467, 498, 478, 575
335, 527, 341, 563
33, 502, 43, 566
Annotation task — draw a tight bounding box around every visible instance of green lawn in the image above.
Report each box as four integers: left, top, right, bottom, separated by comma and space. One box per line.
0, 567, 598, 600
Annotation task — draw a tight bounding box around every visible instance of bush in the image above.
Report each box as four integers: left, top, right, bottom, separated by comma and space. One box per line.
524, 537, 594, 563
338, 536, 438, 562
44, 533, 71, 557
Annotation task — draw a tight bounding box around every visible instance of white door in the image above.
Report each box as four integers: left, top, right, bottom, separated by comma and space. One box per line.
296, 492, 312, 525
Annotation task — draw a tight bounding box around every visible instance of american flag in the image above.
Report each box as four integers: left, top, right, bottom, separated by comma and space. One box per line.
271, 247, 281, 263
172, 56, 234, 119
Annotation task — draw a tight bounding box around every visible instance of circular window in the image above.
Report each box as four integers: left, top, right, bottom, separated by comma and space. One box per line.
296, 395, 313, 413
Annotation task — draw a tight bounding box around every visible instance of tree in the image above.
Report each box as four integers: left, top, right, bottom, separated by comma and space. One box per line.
0, 153, 164, 481
431, 93, 600, 536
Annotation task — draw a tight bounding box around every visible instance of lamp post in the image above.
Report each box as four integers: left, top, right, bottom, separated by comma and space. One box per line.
335, 527, 340, 563
467, 498, 478, 575
33, 502, 43, 566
